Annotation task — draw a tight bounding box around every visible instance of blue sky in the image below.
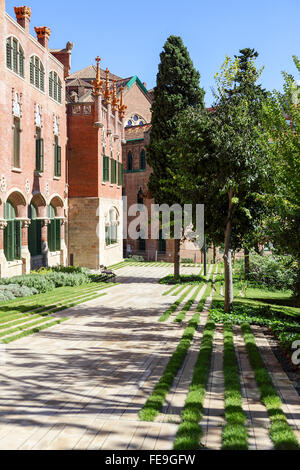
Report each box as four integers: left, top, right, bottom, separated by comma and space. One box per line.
5, 0, 300, 105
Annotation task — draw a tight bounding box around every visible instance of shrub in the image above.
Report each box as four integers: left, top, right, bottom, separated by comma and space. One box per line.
181, 258, 194, 264
44, 272, 90, 287
240, 254, 296, 291
127, 255, 145, 262
50, 265, 91, 274
0, 275, 55, 294
0, 284, 38, 302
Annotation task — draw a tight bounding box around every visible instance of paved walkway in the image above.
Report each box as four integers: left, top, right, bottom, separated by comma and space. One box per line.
0, 263, 299, 450
0, 264, 198, 450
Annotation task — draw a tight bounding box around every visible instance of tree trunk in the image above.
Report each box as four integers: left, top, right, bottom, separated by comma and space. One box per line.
244, 247, 250, 280
224, 187, 234, 313
213, 243, 216, 265
174, 238, 181, 279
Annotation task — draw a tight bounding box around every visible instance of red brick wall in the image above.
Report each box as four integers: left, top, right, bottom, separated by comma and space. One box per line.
0, 9, 67, 212
0, 5, 68, 275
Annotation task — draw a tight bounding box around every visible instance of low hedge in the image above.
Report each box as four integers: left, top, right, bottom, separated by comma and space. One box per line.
0, 284, 39, 302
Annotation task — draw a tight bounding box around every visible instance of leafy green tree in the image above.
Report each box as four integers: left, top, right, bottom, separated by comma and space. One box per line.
147, 35, 205, 277
260, 56, 300, 300
167, 49, 268, 312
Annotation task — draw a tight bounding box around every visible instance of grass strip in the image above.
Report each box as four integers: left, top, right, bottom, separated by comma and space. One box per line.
0, 291, 106, 343
158, 285, 196, 322
139, 312, 201, 422
222, 323, 248, 450
163, 285, 180, 296
242, 323, 299, 450
2, 318, 69, 344
0, 283, 110, 317
172, 284, 190, 296
173, 317, 216, 449
174, 284, 203, 323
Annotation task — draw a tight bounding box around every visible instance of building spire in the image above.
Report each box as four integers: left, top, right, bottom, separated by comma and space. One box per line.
103, 68, 112, 105
111, 80, 119, 113
118, 86, 127, 119
92, 56, 104, 96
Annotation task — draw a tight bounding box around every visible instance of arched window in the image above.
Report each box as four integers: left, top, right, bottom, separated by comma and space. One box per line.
105, 208, 119, 246
49, 71, 62, 103
30, 56, 45, 91
28, 204, 42, 256
6, 37, 24, 77
127, 151, 133, 171
125, 114, 146, 127
47, 204, 61, 252
159, 229, 166, 253
4, 201, 21, 261
140, 149, 146, 170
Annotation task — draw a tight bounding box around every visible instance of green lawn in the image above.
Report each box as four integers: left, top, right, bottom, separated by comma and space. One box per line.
210, 272, 300, 358
0, 282, 117, 344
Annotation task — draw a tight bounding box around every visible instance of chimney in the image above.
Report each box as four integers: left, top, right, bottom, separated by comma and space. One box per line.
34, 26, 51, 49
14, 6, 31, 33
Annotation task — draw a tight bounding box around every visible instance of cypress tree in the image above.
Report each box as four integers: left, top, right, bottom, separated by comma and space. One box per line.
147, 35, 205, 277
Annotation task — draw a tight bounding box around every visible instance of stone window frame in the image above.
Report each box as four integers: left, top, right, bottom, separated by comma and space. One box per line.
49, 70, 63, 104
6, 35, 25, 79
29, 54, 45, 93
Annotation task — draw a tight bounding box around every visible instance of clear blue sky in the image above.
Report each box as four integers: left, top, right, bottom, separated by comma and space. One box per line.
5, 0, 300, 105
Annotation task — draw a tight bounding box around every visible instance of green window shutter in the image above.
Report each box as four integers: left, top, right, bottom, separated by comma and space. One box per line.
103, 156, 109, 182
36, 220, 42, 255
54, 74, 58, 101
28, 219, 36, 256
35, 139, 40, 171
54, 145, 61, 177
15, 221, 21, 260
19, 50, 24, 78
4, 223, 10, 261
48, 221, 55, 252
55, 219, 61, 251
40, 68, 45, 91
35, 138, 44, 172
6, 38, 12, 69
12, 39, 18, 72
57, 146, 61, 176
35, 58, 39, 88
30, 58, 34, 84
8, 222, 14, 261
111, 159, 116, 184
58, 82, 62, 103
49, 73, 53, 97
40, 139, 44, 172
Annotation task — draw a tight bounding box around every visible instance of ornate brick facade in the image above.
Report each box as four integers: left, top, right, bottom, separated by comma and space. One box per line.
0, 1, 69, 277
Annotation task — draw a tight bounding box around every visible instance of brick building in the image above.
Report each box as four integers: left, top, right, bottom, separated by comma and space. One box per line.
66, 59, 125, 269
0, 1, 70, 277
